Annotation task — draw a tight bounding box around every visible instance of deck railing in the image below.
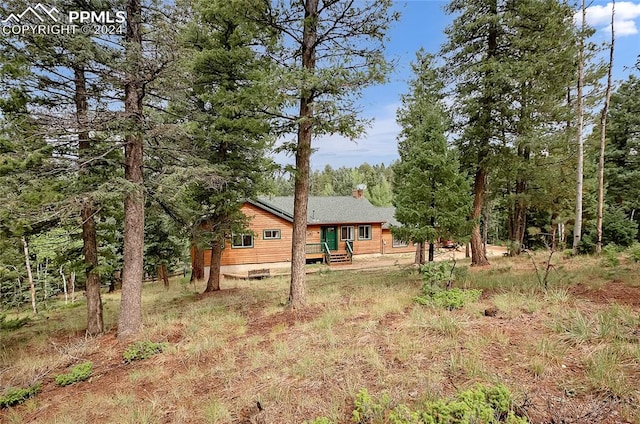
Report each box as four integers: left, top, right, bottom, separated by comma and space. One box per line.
305, 243, 323, 254
322, 242, 331, 263
345, 240, 353, 260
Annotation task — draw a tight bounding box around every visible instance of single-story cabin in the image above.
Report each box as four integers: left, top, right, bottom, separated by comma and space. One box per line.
194, 190, 415, 276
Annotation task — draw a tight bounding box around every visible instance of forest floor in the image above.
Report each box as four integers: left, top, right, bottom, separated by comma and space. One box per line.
1, 252, 640, 423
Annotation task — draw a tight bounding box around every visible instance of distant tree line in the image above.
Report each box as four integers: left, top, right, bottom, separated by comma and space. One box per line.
270, 163, 394, 207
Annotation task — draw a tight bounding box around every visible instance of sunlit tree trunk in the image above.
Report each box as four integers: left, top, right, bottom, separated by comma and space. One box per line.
471, 169, 489, 265
572, 0, 586, 255
74, 66, 104, 336
596, 0, 615, 254
21, 237, 37, 315
204, 242, 222, 292
118, 0, 145, 342
289, 0, 319, 310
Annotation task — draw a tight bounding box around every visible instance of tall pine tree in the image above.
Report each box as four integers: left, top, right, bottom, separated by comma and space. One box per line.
264, 0, 397, 308
392, 52, 471, 263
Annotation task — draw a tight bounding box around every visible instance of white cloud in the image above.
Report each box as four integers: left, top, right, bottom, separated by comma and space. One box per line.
581, 1, 640, 36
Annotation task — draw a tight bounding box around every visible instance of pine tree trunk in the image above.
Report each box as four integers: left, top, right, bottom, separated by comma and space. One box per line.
415, 242, 425, 264
74, 66, 104, 336
204, 242, 222, 292
289, 0, 319, 310
22, 237, 37, 315
471, 168, 489, 266
483, 200, 489, 257
508, 145, 528, 256
159, 263, 169, 288
59, 266, 68, 304
572, 0, 586, 255
190, 241, 204, 282
290, 128, 311, 308
596, 1, 615, 254
508, 181, 527, 256
469, 0, 495, 267
71, 272, 76, 303
428, 242, 435, 262
82, 203, 104, 335
118, 0, 145, 342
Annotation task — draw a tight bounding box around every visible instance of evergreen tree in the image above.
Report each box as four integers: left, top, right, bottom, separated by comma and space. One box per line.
0, 0, 124, 332
263, 0, 397, 308
392, 52, 471, 263
605, 74, 640, 238
162, 0, 276, 292
501, 0, 578, 255
441, 0, 511, 266
441, 0, 582, 262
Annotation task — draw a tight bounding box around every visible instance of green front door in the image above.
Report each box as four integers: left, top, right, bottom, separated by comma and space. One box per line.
321, 226, 338, 251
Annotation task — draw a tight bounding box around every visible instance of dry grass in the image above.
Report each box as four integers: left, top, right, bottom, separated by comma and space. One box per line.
1, 255, 639, 423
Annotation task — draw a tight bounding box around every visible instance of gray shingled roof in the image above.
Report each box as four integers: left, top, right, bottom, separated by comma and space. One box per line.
378, 207, 400, 229
254, 196, 391, 225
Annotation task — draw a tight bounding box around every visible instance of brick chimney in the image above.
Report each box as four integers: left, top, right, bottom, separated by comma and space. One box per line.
352, 184, 366, 199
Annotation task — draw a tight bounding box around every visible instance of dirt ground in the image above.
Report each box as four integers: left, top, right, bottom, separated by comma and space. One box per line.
3, 253, 639, 424
342, 244, 507, 270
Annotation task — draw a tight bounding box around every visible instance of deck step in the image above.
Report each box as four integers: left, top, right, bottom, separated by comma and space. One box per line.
328, 253, 352, 264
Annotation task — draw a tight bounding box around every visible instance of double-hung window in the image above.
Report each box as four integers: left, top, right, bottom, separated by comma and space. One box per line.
392, 237, 408, 248
358, 225, 372, 240
340, 226, 354, 241
263, 229, 281, 240
231, 233, 253, 248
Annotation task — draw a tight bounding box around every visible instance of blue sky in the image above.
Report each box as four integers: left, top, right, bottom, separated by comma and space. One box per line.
275, 0, 640, 171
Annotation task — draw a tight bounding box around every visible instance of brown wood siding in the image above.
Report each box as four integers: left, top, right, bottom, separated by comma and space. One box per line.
381, 229, 415, 254
306, 224, 322, 244
340, 223, 383, 255
203, 203, 293, 266
198, 202, 414, 267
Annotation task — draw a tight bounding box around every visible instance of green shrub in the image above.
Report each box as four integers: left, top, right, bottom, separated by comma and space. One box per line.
414, 285, 482, 310
453, 266, 470, 284
0, 315, 31, 331
419, 262, 451, 285
351, 385, 527, 424
0, 384, 41, 408
601, 244, 620, 267
627, 243, 640, 263
55, 361, 93, 386
304, 417, 334, 424
123, 341, 168, 363
352, 388, 393, 423
580, 207, 639, 253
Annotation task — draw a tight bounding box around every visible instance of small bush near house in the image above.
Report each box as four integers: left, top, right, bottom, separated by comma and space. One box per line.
420, 262, 451, 285
123, 341, 168, 363
0, 384, 41, 408
55, 361, 93, 386
414, 285, 482, 310
351, 385, 527, 424
416, 261, 480, 309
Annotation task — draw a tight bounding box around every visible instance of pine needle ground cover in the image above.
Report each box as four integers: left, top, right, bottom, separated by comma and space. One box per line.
1, 254, 639, 423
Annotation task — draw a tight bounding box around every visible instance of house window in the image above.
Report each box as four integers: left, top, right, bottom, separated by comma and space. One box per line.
263, 229, 281, 240
392, 237, 409, 248
358, 225, 372, 240
341, 225, 354, 241
231, 233, 253, 248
